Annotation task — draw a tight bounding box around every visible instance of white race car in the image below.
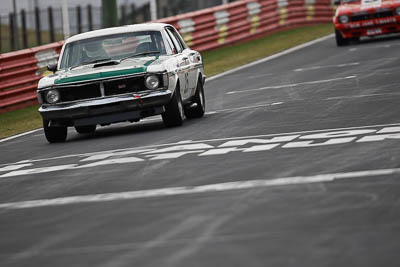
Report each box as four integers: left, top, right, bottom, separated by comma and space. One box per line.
37, 23, 206, 143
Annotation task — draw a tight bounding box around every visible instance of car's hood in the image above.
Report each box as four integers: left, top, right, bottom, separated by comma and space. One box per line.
38, 56, 167, 89
338, 0, 398, 14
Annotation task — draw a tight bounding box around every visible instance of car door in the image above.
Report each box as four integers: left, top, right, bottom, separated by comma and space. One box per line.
182, 48, 199, 96
165, 27, 190, 101
168, 28, 198, 96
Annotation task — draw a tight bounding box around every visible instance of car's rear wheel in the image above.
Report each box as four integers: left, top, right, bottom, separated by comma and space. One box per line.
43, 120, 67, 143
185, 77, 205, 119
162, 84, 184, 127
335, 29, 349, 46
75, 125, 96, 134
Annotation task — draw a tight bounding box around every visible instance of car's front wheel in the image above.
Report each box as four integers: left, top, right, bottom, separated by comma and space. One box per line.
162, 84, 184, 127
185, 78, 205, 119
43, 120, 67, 143
75, 125, 96, 134
335, 29, 349, 46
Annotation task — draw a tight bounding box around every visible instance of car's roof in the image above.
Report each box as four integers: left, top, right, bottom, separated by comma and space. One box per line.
65, 23, 171, 44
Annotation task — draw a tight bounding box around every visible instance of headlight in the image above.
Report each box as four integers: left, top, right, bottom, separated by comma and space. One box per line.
46, 90, 60, 104
145, 75, 160, 90
395, 7, 400, 16
339, 15, 349, 24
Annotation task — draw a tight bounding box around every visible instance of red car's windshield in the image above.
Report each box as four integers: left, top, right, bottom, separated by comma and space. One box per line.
341, 0, 360, 3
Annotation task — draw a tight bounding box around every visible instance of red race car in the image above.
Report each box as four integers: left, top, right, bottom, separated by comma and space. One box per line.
333, 0, 400, 46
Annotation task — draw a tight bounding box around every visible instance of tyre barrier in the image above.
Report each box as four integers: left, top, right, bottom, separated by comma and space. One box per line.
0, 0, 335, 114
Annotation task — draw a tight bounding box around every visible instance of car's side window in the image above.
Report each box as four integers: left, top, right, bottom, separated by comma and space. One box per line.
163, 29, 176, 54
166, 27, 183, 53
170, 28, 187, 50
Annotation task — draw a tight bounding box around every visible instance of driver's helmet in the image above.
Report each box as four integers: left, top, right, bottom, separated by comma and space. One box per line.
84, 42, 105, 58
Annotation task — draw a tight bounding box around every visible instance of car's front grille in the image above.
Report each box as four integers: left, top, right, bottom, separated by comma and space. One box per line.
59, 83, 101, 102
350, 10, 394, 22
104, 76, 145, 96
43, 75, 151, 104
351, 13, 369, 22
374, 10, 394, 18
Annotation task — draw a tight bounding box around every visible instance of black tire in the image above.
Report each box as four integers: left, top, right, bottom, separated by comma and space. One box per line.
350, 37, 360, 43
335, 29, 349, 46
185, 77, 205, 119
75, 125, 96, 134
43, 120, 67, 143
162, 84, 184, 127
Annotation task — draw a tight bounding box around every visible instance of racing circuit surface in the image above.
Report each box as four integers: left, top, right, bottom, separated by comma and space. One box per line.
1, 34, 400, 266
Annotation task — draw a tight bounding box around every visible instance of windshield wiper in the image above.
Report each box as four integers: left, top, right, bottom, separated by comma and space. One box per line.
120, 51, 160, 62
69, 58, 112, 70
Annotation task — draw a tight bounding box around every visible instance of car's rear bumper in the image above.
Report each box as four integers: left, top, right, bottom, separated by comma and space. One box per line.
39, 90, 172, 126
335, 17, 400, 38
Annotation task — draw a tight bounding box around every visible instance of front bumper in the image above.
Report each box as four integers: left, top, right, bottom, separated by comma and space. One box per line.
335, 17, 400, 38
39, 90, 172, 126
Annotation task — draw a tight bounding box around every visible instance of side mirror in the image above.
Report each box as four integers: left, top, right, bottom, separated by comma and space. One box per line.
47, 63, 57, 73
334, 0, 340, 5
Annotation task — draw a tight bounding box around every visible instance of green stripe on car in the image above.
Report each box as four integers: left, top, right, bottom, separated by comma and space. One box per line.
55, 57, 159, 85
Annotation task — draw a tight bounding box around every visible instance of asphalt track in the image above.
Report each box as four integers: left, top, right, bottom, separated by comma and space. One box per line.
1, 34, 400, 266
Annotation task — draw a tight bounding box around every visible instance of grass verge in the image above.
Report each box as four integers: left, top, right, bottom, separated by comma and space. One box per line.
202, 23, 333, 76
0, 104, 42, 139
0, 23, 333, 140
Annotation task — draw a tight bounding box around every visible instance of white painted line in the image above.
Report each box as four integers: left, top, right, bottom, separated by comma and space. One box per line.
294, 62, 360, 72
349, 42, 400, 52
207, 34, 334, 82
0, 129, 42, 144
0, 163, 33, 172
206, 102, 283, 114
0, 167, 397, 210
326, 92, 400, 100
2, 122, 400, 167
226, 76, 357, 95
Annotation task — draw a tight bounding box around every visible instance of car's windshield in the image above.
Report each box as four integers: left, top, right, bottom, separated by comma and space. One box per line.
59, 31, 166, 69
341, 0, 360, 3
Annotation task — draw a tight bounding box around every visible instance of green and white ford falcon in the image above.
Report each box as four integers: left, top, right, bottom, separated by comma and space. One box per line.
37, 23, 206, 143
